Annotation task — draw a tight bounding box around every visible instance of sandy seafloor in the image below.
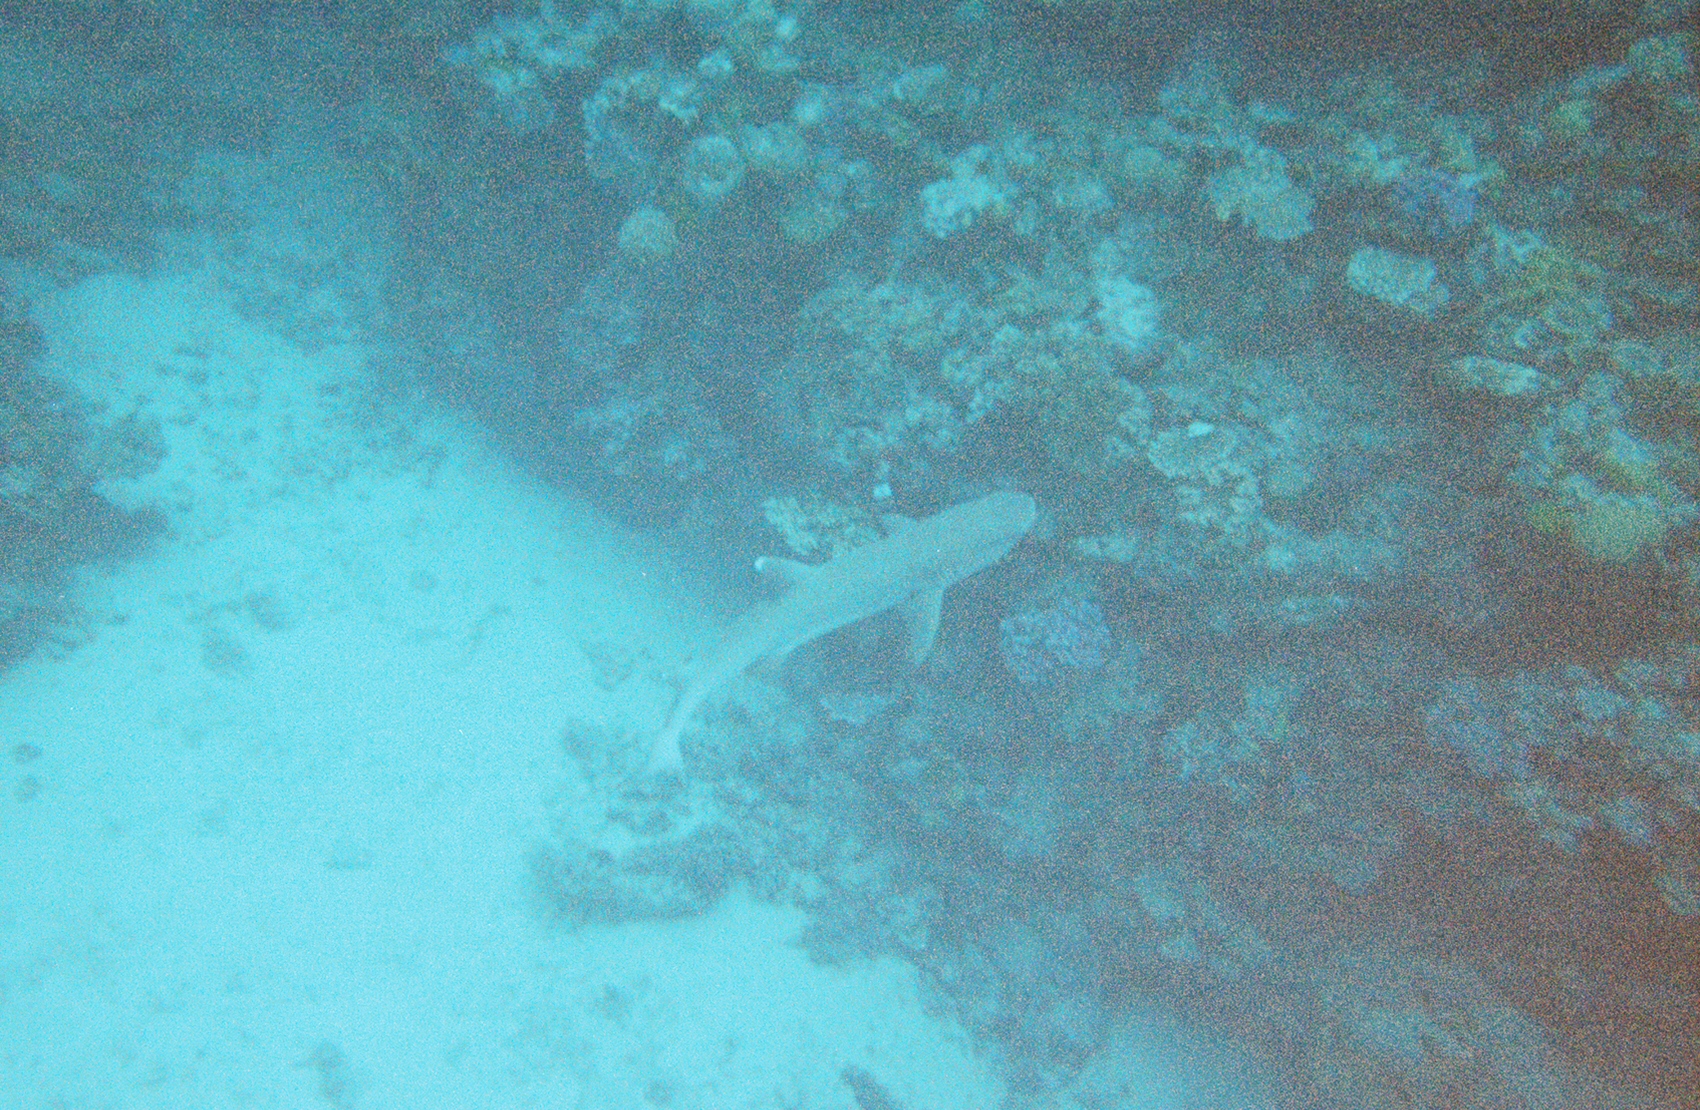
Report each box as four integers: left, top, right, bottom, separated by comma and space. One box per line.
0, 153, 1256, 1110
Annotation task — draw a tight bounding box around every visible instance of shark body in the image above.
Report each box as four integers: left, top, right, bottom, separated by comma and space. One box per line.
647, 490, 1038, 774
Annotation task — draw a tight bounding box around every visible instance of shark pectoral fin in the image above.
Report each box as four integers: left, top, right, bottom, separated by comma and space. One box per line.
754, 555, 814, 586
901, 587, 946, 663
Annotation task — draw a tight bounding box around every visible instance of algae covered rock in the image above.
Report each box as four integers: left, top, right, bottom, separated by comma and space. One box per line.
1345, 246, 1449, 316
1206, 147, 1315, 242
1439, 354, 1548, 398
1512, 373, 1699, 564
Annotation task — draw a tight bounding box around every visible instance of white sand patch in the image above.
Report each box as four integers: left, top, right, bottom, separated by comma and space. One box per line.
0, 271, 1003, 1107
508, 897, 998, 1108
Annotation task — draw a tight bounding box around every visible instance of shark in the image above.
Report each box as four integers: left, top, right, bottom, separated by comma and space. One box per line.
646, 490, 1038, 775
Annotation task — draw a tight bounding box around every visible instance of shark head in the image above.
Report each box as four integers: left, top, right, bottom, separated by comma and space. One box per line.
967, 490, 1038, 546
906, 490, 1038, 587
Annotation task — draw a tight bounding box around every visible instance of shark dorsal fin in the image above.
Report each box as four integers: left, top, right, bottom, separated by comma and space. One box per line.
753, 555, 814, 586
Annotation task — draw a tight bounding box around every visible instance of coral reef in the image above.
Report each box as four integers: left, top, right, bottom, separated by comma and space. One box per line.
999, 596, 1113, 685
229, 0, 1700, 1102
0, 289, 163, 668
1426, 658, 1700, 914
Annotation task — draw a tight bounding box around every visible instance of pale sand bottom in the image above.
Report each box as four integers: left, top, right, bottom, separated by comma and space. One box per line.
0, 271, 1009, 1108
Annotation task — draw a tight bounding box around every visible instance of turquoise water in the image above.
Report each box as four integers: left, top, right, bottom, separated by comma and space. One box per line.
1, 2, 1696, 1107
